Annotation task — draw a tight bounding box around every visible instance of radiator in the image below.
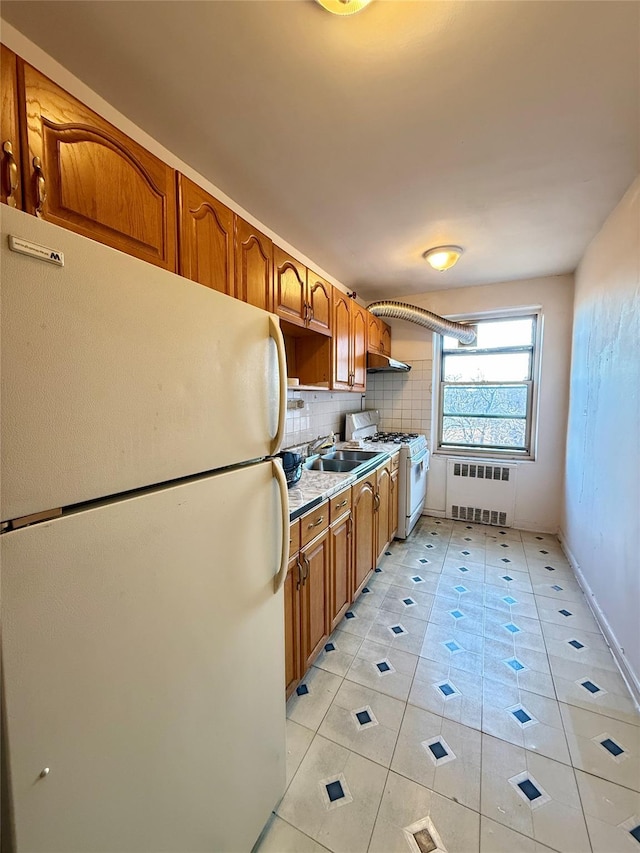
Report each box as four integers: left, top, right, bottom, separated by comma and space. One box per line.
445, 460, 517, 527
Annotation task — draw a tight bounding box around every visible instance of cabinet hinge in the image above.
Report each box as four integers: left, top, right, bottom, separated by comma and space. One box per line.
2, 507, 62, 532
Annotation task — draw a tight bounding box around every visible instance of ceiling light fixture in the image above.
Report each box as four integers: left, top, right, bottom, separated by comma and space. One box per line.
315, 0, 372, 16
422, 245, 463, 272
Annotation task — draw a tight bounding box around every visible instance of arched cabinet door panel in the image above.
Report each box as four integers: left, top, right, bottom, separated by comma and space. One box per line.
307, 271, 332, 336
235, 217, 273, 311
23, 64, 176, 270
332, 288, 351, 390
178, 175, 234, 295
274, 247, 306, 328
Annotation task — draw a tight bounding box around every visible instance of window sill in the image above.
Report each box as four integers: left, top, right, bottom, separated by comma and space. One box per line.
433, 448, 536, 463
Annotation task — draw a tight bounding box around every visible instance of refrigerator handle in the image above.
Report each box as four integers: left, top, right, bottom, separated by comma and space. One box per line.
269, 315, 287, 455
272, 458, 290, 593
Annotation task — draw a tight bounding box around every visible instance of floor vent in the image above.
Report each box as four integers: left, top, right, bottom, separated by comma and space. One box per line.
446, 459, 517, 528
453, 462, 511, 482
452, 505, 508, 527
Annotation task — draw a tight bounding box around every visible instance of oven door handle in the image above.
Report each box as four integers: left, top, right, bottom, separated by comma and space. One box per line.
410, 448, 429, 466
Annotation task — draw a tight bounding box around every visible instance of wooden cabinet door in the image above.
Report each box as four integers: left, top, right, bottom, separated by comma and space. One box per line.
352, 477, 376, 597
1, 46, 22, 209
380, 321, 391, 357
284, 554, 302, 699
367, 313, 381, 354
274, 247, 306, 328
329, 513, 352, 631
390, 468, 399, 541
22, 64, 176, 270
307, 271, 332, 336
376, 463, 391, 561
351, 301, 368, 392
332, 288, 351, 390
178, 175, 234, 294
234, 217, 273, 311
299, 529, 329, 673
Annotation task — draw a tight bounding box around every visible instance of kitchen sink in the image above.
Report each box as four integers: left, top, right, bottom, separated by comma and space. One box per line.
303, 448, 388, 476
305, 458, 361, 472
320, 450, 380, 461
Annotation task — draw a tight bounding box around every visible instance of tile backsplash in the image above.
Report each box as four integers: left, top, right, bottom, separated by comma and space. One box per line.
283, 359, 433, 450
283, 390, 364, 449
364, 358, 433, 434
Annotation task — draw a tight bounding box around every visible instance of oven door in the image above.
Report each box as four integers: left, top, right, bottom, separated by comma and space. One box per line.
407, 447, 429, 519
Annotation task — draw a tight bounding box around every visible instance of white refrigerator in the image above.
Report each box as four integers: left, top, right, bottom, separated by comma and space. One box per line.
1, 206, 290, 853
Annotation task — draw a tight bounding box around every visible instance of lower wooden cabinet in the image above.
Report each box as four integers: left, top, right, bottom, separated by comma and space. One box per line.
329, 510, 352, 631
284, 459, 401, 696
285, 504, 330, 699
390, 467, 399, 541
352, 476, 376, 597
299, 528, 330, 674
375, 462, 391, 564
284, 554, 301, 698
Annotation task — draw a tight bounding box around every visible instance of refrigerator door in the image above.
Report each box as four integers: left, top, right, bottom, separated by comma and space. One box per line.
2, 461, 286, 853
0, 207, 286, 522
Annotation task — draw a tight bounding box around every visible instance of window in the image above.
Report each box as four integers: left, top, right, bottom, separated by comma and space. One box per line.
438, 314, 539, 457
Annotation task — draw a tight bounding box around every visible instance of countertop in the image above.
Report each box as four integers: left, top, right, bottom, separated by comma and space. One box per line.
287, 446, 400, 521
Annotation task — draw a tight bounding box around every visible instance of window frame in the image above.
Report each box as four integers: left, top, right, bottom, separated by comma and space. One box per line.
434, 310, 542, 461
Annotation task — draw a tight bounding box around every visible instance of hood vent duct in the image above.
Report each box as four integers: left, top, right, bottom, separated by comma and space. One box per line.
367, 300, 477, 344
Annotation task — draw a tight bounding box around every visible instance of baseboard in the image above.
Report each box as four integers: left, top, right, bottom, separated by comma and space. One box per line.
422, 508, 446, 518
558, 528, 640, 710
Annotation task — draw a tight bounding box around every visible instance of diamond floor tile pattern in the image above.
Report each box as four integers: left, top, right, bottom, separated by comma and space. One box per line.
256, 516, 640, 853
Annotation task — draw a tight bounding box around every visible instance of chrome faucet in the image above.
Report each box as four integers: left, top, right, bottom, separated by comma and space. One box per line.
306, 432, 336, 457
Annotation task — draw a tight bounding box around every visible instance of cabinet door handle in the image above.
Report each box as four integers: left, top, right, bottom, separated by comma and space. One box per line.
33, 156, 47, 217
296, 557, 304, 590
374, 492, 380, 512
347, 513, 353, 538
302, 555, 310, 584
336, 499, 348, 509
307, 516, 324, 529
308, 303, 314, 323
2, 141, 19, 208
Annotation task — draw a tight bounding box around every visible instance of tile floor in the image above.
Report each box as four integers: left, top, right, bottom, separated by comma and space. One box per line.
256, 516, 640, 853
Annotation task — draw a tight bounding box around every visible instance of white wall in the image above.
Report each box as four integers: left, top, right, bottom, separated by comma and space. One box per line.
384, 275, 574, 531
562, 177, 640, 693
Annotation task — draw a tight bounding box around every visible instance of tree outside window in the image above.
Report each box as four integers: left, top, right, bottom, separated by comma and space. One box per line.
439, 316, 538, 455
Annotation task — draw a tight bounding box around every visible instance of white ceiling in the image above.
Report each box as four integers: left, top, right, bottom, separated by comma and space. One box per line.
2, 0, 638, 298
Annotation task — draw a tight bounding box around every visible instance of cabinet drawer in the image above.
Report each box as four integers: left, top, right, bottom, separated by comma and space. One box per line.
300, 501, 329, 548
391, 452, 400, 472
289, 519, 301, 557
329, 487, 352, 522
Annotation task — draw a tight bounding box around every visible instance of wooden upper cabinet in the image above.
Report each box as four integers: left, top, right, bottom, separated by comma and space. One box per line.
1, 46, 22, 209
380, 321, 391, 356
332, 288, 351, 390
234, 217, 273, 312
367, 313, 381, 354
274, 247, 306, 327
178, 175, 234, 295
351, 301, 368, 392
22, 64, 176, 270
307, 271, 332, 336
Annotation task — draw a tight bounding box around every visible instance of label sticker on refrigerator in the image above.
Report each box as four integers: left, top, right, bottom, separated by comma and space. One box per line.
8, 235, 64, 266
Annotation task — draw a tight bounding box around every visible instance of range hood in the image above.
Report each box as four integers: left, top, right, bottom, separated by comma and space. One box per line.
366, 353, 412, 373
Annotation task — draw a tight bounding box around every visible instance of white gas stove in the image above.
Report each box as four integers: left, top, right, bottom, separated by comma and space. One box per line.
344, 410, 429, 539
